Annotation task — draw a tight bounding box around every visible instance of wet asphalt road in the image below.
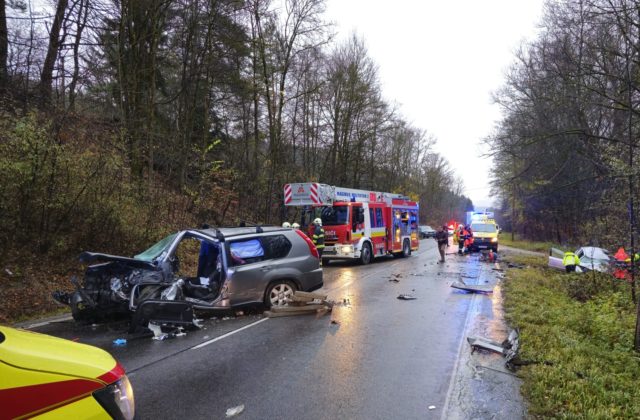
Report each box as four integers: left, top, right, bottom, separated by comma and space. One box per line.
29, 240, 524, 419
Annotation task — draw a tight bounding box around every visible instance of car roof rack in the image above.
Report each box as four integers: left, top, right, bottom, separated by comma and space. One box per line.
199, 225, 286, 242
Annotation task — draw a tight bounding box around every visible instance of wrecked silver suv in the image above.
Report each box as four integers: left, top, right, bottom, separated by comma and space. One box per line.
53, 226, 323, 328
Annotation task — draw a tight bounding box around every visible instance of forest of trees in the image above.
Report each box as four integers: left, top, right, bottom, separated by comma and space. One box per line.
0, 0, 471, 263
489, 0, 640, 250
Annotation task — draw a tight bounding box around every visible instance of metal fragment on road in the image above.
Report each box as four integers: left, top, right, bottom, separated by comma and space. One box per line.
226, 404, 245, 417
451, 280, 494, 293
467, 330, 521, 370
397, 294, 417, 300
428, 405, 436, 410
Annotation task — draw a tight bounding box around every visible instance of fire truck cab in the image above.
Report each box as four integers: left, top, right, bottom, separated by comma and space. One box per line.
284, 183, 419, 264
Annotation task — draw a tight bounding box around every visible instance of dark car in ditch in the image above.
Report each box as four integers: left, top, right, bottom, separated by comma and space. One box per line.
54, 226, 323, 328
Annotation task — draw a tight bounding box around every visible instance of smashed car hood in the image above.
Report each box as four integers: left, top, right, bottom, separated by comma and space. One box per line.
79, 251, 157, 269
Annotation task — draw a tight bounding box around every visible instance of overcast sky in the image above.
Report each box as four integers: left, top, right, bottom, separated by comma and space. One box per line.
324, 0, 546, 208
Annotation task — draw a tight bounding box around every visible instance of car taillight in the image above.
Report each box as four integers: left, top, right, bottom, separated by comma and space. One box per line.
295, 230, 319, 259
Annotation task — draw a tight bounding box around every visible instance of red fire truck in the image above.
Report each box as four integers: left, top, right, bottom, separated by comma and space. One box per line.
284, 183, 420, 264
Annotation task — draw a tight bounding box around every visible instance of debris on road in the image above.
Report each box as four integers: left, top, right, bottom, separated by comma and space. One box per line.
148, 322, 166, 340
388, 273, 403, 281
428, 405, 436, 410
397, 294, 417, 300
264, 291, 333, 318
451, 280, 494, 294
112, 338, 127, 347
225, 404, 245, 417
506, 262, 525, 269
330, 319, 340, 325
467, 330, 520, 370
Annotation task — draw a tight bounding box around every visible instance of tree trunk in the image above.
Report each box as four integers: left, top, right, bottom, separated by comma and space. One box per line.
40, 0, 69, 103
0, 0, 8, 91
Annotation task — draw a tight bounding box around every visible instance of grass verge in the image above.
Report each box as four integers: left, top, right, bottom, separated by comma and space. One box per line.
502, 256, 640, 418
500, 233, 561, 254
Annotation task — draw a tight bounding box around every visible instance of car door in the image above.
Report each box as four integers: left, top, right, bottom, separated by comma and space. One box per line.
548, 247, 565, 271
224, 238, 269, 304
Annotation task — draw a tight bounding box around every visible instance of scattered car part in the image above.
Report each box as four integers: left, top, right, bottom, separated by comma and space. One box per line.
226, 404, 245, 418
451, 280, 494, 293
264, 291, 333, 317
467, 329, 520, 370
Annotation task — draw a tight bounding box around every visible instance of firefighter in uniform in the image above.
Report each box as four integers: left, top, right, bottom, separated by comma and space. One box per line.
563, 251, 581, 273
312, 218, 325, 258
282, 222, 291, 228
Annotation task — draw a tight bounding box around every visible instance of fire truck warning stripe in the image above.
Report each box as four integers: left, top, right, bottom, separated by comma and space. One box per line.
284, 185, 292, 203
0, 378, 104, 419
310, 183, 319, 204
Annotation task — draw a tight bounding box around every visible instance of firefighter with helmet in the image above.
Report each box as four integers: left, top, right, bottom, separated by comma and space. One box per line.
282, 222, 291, 228
292, 222, 300, 230
312, 218, 325, 258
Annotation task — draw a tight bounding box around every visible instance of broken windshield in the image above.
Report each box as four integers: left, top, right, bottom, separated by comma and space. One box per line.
134, 233, 178, 262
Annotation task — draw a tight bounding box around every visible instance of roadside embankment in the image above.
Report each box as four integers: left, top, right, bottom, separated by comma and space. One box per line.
501, 254, 640, 418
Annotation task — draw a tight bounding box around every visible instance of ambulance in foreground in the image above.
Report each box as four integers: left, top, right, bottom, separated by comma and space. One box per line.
284, 183, 419, 264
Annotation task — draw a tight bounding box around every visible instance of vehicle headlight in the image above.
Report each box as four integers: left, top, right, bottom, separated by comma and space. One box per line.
342, 245, 353, 254
491, 238, 498, 243
93, 375, 135, 420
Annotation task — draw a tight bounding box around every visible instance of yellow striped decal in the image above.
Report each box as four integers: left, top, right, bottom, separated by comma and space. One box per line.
352, 233, 364, 239
371, 231, 386, 238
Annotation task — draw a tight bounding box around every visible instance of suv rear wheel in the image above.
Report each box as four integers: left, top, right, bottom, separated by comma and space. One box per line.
265, 280, 297, 307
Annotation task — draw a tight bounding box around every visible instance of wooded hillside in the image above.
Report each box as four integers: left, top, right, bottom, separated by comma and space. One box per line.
0, 0, 471, 320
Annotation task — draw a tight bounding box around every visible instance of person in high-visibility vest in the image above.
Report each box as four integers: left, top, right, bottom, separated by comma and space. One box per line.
624, 253, 640, 264
563, 251, 581, 273
456, 225, 466, 255
312, 218, 325, 257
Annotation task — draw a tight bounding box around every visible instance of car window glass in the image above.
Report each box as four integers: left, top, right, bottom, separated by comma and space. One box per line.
134, 233, 177, 261
229, 239, 265, 266
261, 235, 292, 259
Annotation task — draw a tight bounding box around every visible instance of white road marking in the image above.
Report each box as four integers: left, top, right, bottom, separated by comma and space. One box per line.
191, 317, 270, 350
440, 291, 481, 419
23, 315, 73, 329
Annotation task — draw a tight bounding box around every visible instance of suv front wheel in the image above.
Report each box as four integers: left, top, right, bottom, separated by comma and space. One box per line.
265, 280, 297, 307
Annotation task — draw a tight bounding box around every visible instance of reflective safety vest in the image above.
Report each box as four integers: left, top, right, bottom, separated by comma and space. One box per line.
313, 226, 325, 249
563, 252, 580, 266
625, 253, 640, 263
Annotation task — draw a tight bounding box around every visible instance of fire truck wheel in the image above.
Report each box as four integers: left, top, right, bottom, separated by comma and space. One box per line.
401, 239, 411, 258
359, 242, 372, 265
